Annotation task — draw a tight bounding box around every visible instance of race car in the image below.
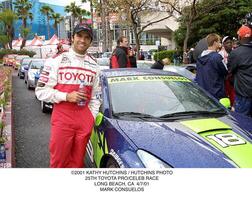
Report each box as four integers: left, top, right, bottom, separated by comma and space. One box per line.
85, 68, 252, 168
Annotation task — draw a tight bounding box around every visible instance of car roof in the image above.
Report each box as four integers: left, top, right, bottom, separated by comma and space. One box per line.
30, 58, 46, 62
101, 68, 182, 78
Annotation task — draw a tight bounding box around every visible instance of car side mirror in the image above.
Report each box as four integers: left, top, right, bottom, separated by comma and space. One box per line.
95, 112, 104, 127
219, 98, 231, 109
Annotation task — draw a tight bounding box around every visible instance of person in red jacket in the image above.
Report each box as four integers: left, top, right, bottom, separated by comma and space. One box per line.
35, 23, 101, 168
110, 36, 131, 68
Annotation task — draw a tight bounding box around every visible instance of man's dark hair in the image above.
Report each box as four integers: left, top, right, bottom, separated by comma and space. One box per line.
117, 36, 127, 46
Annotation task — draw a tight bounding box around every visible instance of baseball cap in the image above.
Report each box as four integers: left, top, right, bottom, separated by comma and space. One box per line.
222, 36, 232, 44
73, 23, 93, 40
237, 25, 252, 38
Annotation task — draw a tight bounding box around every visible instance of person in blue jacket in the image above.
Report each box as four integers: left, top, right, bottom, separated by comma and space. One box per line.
196, 33, 227, 100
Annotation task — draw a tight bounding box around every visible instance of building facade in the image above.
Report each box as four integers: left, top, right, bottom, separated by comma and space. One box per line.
0, 0, 66, 40
91, 1, 179, 52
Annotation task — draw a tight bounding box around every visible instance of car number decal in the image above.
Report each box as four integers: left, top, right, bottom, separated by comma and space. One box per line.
181, 118, 252, 168
206, 134, 246, 148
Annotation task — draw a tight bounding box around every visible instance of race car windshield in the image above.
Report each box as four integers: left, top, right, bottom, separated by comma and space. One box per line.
108, 75, 225, 118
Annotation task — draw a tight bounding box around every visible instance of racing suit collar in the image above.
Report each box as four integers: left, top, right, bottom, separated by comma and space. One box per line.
69, 48, 88, 58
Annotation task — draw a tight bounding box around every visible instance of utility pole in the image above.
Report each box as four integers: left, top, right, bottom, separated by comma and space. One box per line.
101, 0, 107, 52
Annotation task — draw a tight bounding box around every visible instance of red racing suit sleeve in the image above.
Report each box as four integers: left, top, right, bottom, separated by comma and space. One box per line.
35, 56, 67, 103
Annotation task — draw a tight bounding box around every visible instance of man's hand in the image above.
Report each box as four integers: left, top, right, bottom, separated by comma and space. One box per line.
66, 91, 90, 103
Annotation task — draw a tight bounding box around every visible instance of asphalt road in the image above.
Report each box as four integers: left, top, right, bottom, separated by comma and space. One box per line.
12, 71, 51, 167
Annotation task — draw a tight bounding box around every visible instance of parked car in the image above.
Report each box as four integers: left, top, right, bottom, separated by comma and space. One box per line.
163, 65, 196, 80
136, 60, 154, 69
101, 52, 112, 58
3, 54, 18, 67
17, 58, 33, 79
137, 61, 196, 80
34, 65, 53, 113
24, 59, 45, 89
13, 55, 30, 70
97, 57, 110, 70
85, 68, 252, 168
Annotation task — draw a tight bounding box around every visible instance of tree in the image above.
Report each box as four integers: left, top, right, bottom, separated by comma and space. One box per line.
83, 0, 94, 28
76, 7, 91, 23
13, 0, 33, 49
52, 13, 63, 36
40, 5, 54, 39
65, 2, 79, 28
0, 35, 9, 48
174, 0, 252, 49
108, 0, 174, 58
65, 2, 91, 26
0, 9, 18, 49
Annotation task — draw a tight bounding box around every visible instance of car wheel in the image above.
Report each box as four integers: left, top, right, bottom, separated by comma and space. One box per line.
106, 158, 120, 168
41, 101, 48, 113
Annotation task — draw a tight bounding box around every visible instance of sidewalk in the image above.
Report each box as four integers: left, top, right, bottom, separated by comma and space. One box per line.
0, 66, 13, 168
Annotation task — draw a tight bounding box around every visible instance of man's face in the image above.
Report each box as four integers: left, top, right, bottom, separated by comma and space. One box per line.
72, 31, 92, 54
120, 38, 128, 47
223, 39, 233, 53
214, 40, 222, 51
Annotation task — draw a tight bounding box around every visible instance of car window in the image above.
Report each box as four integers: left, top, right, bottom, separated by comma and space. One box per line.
21, 59, 32, 65
97, 58, 110, 66
108, 75, 223, 118
30, 61, 45, 69
137, 61, 154, 69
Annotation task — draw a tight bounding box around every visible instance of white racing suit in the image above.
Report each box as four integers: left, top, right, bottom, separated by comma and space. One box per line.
35, 48, 101, 168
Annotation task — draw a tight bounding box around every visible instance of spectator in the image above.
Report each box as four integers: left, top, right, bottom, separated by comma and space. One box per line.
151, 58, 171, 70
110, 36, 131, 68
228, 25, 252, 117
232, 38, 240, 49
196, 33, 228, 100
219, 36, 233, 66
188, 48, 195, 64
139, 49, 145, 60
128, 47, 137, 68
173, 49, 180, 65
219, 36, 235, 107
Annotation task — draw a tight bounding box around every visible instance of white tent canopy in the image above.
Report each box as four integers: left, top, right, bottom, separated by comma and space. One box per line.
45, 34, 59, 45
26, 37, 43, 46
12, 39, 23, 47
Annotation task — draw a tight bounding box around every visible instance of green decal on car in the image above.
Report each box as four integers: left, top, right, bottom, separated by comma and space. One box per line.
108, 75, 190, 84
181, 118, 252, 168
90, 128, 108, 167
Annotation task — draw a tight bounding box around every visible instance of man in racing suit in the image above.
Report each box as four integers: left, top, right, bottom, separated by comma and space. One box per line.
35, 24, 101, 168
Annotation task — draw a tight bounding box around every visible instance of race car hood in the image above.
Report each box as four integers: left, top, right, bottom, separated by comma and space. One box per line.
116, 116, 252, 168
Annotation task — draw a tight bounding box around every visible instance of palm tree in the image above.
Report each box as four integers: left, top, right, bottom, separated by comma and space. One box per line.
40, 5, 54, 39
82, 0, 93, 28
0, 35, 9, 48
65, 2, 80, 31
0, 9, 18, 49
76, 7, 91, 23
52, 13, 63, 36
14, 0, 33, 49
